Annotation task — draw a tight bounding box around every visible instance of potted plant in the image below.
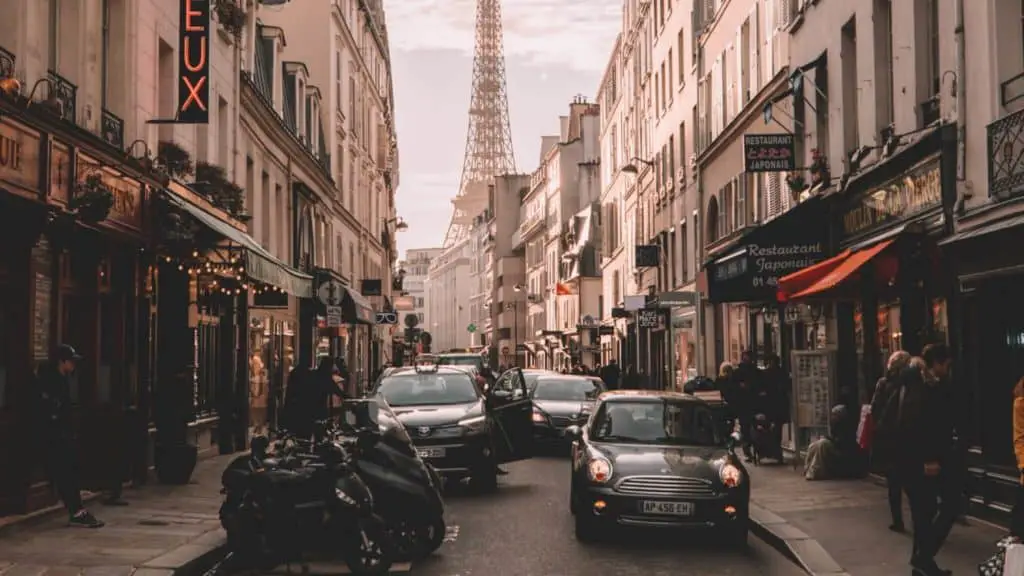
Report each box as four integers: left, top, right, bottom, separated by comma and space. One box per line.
214, 0, 247, 37
70, 173, 114, 223
157, 140, 194, 178
785, 171, 808, 193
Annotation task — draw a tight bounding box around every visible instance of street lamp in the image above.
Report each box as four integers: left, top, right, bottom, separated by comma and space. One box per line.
384, 216, 409, 231
621, 156, 656, 174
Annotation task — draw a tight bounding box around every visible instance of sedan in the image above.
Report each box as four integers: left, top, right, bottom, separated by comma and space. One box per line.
529, 374, 604, 445
567, 391, 748, 545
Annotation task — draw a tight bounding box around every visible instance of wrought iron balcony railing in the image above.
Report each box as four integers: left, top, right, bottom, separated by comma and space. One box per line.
0, 46, 14, 79
47, 70, 77, 123
101, 108, 124, 149
988, 107, 1024, 199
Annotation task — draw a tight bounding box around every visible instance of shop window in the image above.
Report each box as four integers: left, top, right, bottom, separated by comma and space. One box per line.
878, 302, 900, 361
728, 304, 747, 363
929, 298, 948, 344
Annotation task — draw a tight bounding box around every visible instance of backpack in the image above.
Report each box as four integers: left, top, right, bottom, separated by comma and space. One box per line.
872, 379, 907, 453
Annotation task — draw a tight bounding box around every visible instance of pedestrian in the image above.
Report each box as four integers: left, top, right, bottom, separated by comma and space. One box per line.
1011, 376, 1024, 539
600, 359, 620, 390
335, 356, 352, 395
33, 344, 104, 528
897, 344, 961, 576
870, 350, 911, 533
734, 351, 760, 462
759, 354, 789, 457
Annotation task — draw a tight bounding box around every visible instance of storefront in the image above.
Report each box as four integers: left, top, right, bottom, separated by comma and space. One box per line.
155, 184, 313, 457
0, 103, 152, 514
702, 194, 833, 372
778, 124, 958, 408
938, 113, 1024, 521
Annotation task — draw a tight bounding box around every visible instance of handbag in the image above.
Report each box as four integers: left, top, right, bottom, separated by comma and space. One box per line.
856, 404, 874, 450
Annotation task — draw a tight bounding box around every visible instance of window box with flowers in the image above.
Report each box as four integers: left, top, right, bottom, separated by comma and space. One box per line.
214, 1, 246, 38
809, 148, 830, 188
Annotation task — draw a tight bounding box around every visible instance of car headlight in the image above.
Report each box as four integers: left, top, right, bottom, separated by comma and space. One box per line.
720, 463, 743, 487
457, 414, 487, 434
587, 458, 613, 483
532, 407, 547, 423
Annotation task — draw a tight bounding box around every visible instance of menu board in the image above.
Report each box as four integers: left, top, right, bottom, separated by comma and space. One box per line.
32, 238, 53, 360
792, 350, 834, 429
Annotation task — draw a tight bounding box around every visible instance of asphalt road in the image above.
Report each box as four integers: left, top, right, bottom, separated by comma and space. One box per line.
413, 455, 804, 576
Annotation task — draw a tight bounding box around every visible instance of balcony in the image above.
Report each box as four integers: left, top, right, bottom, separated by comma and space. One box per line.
517, 212, 544, 238
0, 46, 14, 80
987, 108, 1024, 199
47, 70, 77, 123
101, 109, 124, 149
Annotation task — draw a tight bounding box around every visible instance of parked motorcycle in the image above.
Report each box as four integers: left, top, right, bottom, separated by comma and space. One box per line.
344, 399, 447, 561
218, 425, 395, 574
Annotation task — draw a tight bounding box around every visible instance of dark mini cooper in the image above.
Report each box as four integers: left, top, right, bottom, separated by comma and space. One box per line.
374, 359, 534, 490
566, 391, 749, 545
528, 374, 604, 443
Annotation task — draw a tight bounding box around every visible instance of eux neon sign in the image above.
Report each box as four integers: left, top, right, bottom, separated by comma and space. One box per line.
178, 0, 210, 124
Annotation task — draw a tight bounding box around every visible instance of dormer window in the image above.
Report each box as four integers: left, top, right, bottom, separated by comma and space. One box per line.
297, 78, 305, 142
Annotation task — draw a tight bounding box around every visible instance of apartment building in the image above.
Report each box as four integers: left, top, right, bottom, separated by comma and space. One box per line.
258, 0, 400, 375
467, 211, 493, 349
397, 248, 441, 335
489, 174, 530, 368
695, 0, 800, 373
425, 238, 473, 352
517, 141, 555, 367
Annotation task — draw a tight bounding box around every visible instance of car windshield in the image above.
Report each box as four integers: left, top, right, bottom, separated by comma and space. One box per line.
376, 373, 479, 406
532, 377, 602, 401
590, 399, 721, 447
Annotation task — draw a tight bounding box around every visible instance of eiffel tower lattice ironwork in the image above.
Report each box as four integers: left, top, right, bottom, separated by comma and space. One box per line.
442, 0, 517, 248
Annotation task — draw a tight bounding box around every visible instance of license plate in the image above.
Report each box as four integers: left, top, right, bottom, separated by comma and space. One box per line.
417, 448, 445, 459
640, 500, 694, 516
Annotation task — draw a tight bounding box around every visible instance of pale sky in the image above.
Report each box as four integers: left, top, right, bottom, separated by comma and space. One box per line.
387, 0, 621, 258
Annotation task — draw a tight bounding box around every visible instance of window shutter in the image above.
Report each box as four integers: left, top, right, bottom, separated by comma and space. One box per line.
767, 172, 782, 219
735, 30, 744, 111
712, 54, 723, 135
747, 172, 758, 223
735, 176, 746, 228
703, 0, 715, 24
726, 42, 735, 121
750, 2, 760, 94
764, 0, 775, 82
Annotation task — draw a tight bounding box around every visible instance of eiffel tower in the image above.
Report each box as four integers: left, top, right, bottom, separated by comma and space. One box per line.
442, 0, 517, 248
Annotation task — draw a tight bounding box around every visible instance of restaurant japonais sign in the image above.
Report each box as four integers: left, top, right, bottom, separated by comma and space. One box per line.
178, 0, 210, 124
841, 157, 942, 239
743, 134, 796, 172
714, 242, 824, 289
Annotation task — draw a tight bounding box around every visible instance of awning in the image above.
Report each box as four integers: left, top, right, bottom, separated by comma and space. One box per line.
164, 190, 313, 298
777, 250, 852, 298
342, 286, 374, 325
788, 239, 896, 300
938, 213, 1024, 246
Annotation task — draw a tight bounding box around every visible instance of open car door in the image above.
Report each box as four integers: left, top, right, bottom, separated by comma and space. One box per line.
488, 368, 533, 463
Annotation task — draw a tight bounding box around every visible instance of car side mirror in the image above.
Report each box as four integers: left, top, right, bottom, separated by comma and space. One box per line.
490, 388, 511, 399
564, 425, 582, 440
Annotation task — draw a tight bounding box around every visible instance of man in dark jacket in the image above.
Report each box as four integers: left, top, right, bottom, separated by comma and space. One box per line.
898, 344, 959, 576
599, 359, 620, 390
734, 351, 760, 461
35, 345, 103, 528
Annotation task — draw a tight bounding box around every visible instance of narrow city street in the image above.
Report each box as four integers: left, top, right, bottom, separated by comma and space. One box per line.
409, 456, 801, 576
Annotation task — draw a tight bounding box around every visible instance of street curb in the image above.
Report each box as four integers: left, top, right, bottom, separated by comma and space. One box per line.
139, 529, 228, 576
749, 503, 849, 575
0, 491, 102, 538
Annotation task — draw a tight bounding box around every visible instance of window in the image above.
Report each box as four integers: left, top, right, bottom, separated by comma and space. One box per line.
590, 399, 722, 446
336, 50, 343, 111
667, 50, 673, 103
668, 134, 676, 190
678, 27, 686, 84
927, 0, 939, 95
678, 121, 686, 182
680, 221, 688, 281
101, 0, 110, 105
48, 0, 59, 70
349, 76, 357, 132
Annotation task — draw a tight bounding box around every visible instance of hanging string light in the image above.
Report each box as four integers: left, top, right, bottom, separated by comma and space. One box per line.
159, 251, 288, 298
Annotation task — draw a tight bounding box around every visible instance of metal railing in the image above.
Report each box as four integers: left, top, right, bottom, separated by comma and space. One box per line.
101, 108, 124, 149
987, 107, 1024, 198
920, 96, 941, 126
47, 70, 77, 123
0, 46, 14, 79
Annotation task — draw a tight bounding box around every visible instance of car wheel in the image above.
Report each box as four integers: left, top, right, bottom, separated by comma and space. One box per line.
723, 519, 748, 547
472, 466, 498, 493
574, 513, 601, 542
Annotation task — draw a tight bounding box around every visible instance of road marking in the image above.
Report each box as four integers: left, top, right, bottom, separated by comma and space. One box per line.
443, 524, 460, 543
262, 561, 412, 574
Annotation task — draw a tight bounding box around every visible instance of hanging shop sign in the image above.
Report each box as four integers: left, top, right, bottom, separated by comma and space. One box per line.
840, 157, 942, 241
637, 309, 661, 328
76, 155, 143, 230
49, 140, 71, 203
743, 134, 796, 172
178, 0, 210, 123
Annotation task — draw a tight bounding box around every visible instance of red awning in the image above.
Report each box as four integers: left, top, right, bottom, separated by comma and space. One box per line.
776, 249, 852, 300
789, 240, 896, 300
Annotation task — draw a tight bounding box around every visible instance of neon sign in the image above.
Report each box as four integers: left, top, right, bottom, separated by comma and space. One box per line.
178, 0, 210, 123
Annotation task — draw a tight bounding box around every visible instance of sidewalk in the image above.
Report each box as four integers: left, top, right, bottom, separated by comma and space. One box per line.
0, 453, 233, 576
748, 463, 1002, 575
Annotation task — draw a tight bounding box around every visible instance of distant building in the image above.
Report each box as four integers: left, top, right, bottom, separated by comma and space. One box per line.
397, 247, 442, 337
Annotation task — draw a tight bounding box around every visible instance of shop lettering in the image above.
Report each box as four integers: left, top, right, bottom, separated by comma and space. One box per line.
842, 162, 941, 237
744, 134, 796, 173
178, 0, 210, 124
0, 122, 41, 193
747, 243, 824, 288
